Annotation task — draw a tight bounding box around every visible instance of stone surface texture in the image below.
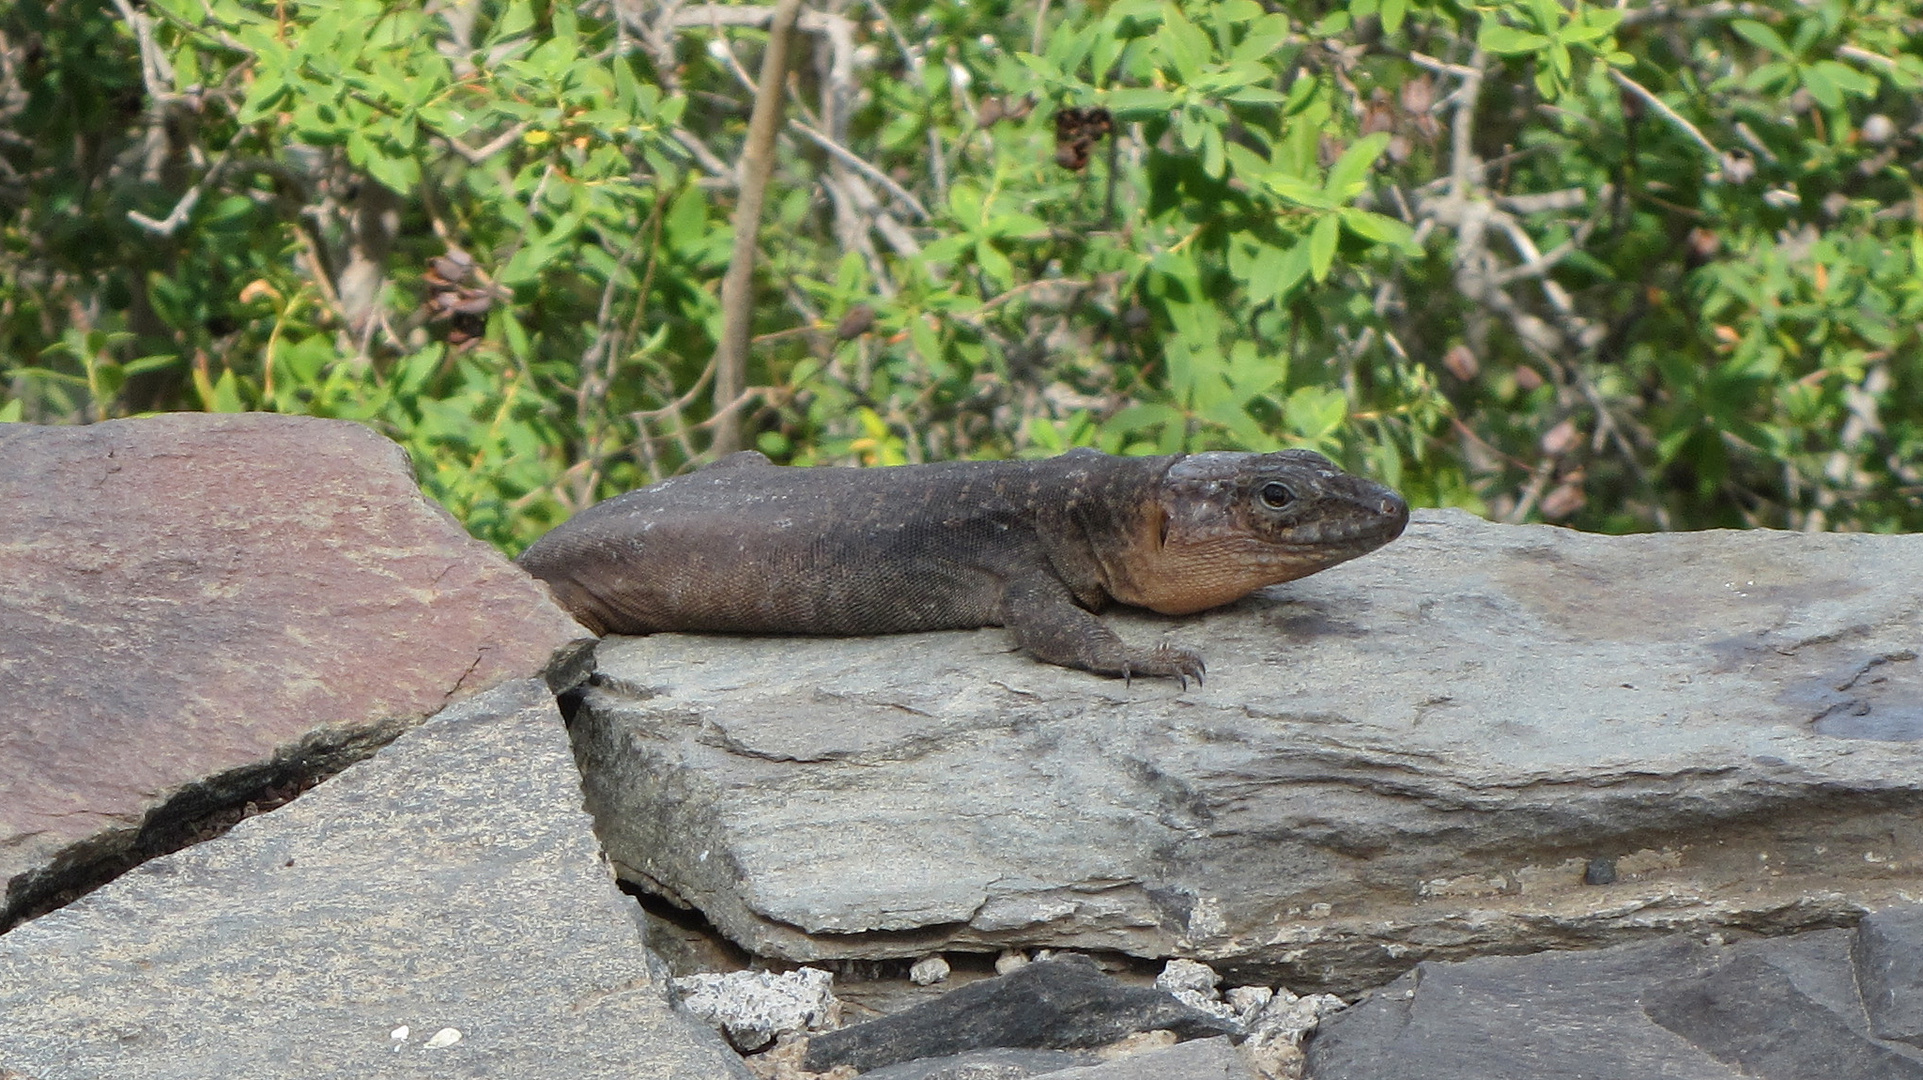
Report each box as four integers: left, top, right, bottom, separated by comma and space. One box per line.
1857, 905, 1923, 1046
0, 413, 591, 925
852, 1047, 1102, 1080
1050, 1038, 1256, 1080
802, 955, 1238, 1073
0, 679, 752, 1080
1307, 912, 1923, 1080
673, 967, 841, 1051
572, 509, 1923, 989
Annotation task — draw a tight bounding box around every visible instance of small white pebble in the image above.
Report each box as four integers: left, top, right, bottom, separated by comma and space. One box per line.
390, 1025, 409, 1042
995, 949, 1029, 975
423, 1028, 462, 1050
909, 955, 951, 986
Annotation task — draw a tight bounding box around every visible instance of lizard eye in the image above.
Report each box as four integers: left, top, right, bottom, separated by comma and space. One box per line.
1258, 481, 1296, 510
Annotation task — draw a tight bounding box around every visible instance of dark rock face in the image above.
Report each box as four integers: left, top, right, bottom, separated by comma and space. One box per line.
1645, 952, 1923, 1080
0, 414, 591, 927
1857, 906, 1923, 1047
0, 679, 751, 1080
1307, 911, 1923, 1080
852, 1047, 1101, 1080
570, 508, 1923, 990
802, 955, 1238, 1073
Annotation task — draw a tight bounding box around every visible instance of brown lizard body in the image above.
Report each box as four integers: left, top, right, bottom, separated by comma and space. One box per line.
516, 448, 1408, 684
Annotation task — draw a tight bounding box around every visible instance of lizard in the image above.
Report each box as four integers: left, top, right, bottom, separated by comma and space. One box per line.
515, 447, 1409, 685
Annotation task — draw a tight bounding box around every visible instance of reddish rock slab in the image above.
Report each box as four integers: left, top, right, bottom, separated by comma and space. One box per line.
0, 413, 591, 926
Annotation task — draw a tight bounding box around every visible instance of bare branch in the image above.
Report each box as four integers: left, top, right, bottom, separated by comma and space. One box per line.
441, 121, 533, 165
1608, 68, 1721, 163
790, 118, 931, 221
711, 0, 802, 455
127, 146, 237, 236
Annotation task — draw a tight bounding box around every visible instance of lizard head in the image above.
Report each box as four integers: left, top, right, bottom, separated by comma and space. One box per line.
1118, 449, 1409, 615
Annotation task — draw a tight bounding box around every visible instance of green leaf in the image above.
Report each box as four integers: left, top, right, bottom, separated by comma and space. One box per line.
1340, 207, 1417, 249
1324, 132, 1389, 199
1583, 8, 1625, 33
1264, 174, 1335, 208
908, 316, 945, 376
948, 183, 985, 226
1157, 3, 1212, 83
1479, 25, 1551, 55
1106, 87, 1182, 118
975, 239, 1015, 287
1731, 19, 1793, 59
1103, 402, 1185, 436
490, 0, 535, 43
1309, 213, 1341, 281
1744, 59, 1797, 92
1223, 141, 1270, 182
1527, 0, 1564, 34
1558, 21, 1612, 46
1381, 0, 1408, 34
1810, 59, 1876, 99
1284, 385, 1348, 441
1233, 14, 1293, 61
211, 368, 248, 413
1800, 62, 1842, 109
1221, 85, 1287, 105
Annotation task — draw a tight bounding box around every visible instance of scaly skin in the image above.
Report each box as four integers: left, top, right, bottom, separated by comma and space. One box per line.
516, 448, 1409, 684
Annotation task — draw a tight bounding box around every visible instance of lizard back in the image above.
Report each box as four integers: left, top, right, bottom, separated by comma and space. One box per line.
515, 451, 1164, 637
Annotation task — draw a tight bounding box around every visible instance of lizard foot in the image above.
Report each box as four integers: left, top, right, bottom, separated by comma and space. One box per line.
1122, 644, 1206, 689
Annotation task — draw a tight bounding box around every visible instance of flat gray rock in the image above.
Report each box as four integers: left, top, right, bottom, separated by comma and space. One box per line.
803, 954, 1237, 1073
0, 679, 751, 1080
0, 414, 591, 927
572, 509, 1923, 989
1307, 923, 1923, 1080
1049, 1037, 1255, 1080
1857, 906, 1923, 1047
853, 1046, 1100, 1080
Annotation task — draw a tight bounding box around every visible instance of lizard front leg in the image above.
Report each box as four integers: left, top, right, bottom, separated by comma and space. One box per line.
1000, 576, 1205, 687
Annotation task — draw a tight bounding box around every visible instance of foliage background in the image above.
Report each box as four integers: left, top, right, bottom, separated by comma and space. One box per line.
2, 0, 1919, 551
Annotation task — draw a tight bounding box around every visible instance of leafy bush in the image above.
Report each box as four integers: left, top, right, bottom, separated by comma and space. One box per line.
3, 0, 1919, 549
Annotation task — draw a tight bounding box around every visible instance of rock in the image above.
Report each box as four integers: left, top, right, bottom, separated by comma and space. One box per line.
1224, 986, 1274, 1021
913, 955, 955, 985
1855, 906, 1923, 1047
673, 967, 841, 1051
0, 413, 590, 928
1050, 1037, 1257, 1079
1644, 951, 1923, 1079
0, 679, 752, 1079
1158, 959, 1239, 1026
1305, 925, 1923, 1079
854, 1047, 1101, 1080
569, 509, 1923, 989
1095, 1031, 1178, 1058
1244, 989, 1344, 1049
801, 954, 1239, 1073
1159, 958, 1224, 998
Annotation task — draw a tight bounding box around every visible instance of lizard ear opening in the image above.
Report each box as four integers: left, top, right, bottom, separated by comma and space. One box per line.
1155, 504, 1170, 549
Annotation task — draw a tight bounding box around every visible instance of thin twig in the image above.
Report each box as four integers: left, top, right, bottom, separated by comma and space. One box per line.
1608, 68, 1720, 163
789, 118, 930, 220
127, 145, 237, 235
441, 121, 532, 165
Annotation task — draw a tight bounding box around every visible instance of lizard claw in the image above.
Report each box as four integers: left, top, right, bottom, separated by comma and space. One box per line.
1118, 643, 1204, 689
